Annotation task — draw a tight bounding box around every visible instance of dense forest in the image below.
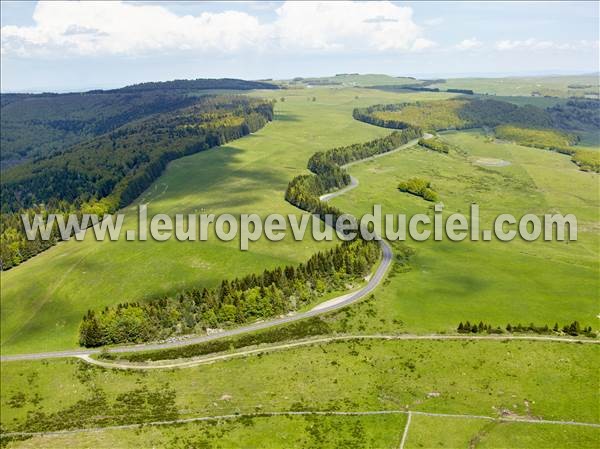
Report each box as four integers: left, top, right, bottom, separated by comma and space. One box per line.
1, 91, 197, 168
1, 78, 278, 168
353, 98, 555, 131
109, 78, 278, 94
0, 96, 274, 270
548, 98, 600, 131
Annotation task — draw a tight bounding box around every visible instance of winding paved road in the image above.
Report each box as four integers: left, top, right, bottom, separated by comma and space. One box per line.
2, 135, 410, 362
1, 243, 392, 362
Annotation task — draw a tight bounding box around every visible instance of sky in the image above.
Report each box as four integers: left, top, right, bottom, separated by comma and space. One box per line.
1, 1, 599, 92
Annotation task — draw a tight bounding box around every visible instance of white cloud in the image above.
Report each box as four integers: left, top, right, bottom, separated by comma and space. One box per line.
1, 1, 268, 57
455, 38, 483, 51
423, 17, 444, 26
274, 2, 435, 52
495, 38, 600, 51
1, 1, 436, 58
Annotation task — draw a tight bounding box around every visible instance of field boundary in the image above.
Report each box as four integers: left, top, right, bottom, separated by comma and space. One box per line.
76, 334, 599, 370
399, 411, 412, 449
2, 409, 598, 439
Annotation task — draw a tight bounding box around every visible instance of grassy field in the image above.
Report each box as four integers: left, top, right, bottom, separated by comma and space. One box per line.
4, 414, 407, 449
1, 83, 598, 448
7, 413, 598, 449
405, 414, 599, 449
0, 87, 455, 355
430, 74, 600, 97
328, 130, 599, 334
1, 339, 598, 446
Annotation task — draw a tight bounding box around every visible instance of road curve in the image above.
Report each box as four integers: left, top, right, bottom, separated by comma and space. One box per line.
319, 175, 359, 202
1, 243, 392, 362
1, 144, 401, 362
1, 136, 432, 362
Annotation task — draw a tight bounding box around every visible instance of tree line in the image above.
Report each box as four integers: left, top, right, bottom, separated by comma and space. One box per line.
79, 238, 380, 347
457, 320, 595, 337
285, 127, 422, 218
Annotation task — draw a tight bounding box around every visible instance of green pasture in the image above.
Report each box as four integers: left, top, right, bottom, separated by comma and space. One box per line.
3, 414, 406, 449
329, 130, 599, 334
431, 74, 600, 97
0, 87, 453, 354
1, 339, 597, 444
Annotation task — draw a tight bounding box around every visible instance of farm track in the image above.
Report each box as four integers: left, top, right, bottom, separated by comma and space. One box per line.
2, 409, 598, 439
76, 333, 599, 371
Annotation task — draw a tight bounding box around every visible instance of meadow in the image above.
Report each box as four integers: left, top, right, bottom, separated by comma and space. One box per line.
329, 130, 599, 334
0, 87, 452, 354
1, 83, 599, 448
1, 339, 598, 447
3, 414, 407, 449
430, 74, 600, 98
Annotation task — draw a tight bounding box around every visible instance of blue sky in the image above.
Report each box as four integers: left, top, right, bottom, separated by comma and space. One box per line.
1, 1, 598, 92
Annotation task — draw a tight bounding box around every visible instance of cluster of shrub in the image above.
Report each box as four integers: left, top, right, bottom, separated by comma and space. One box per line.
457, 320, 595, 337
1, 96, 274, 270
285, 127, 422, 217
18, 382, 178, 433
79, 239, 380, 347
397, 177, 439, 202
418, 137, 450, 154
106, 316, 332, 362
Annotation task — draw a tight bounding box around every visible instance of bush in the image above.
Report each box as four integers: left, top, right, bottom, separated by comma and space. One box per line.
110, 317, 333, 362
398, 178, 439, 202
418, 137, 450, 154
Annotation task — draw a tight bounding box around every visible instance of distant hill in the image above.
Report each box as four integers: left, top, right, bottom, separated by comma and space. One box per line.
0, 78, 278, 169
287, 73, 422, 87
108, 78, 279, 93
0, 91, 197, 169
429, 74, 600, 98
